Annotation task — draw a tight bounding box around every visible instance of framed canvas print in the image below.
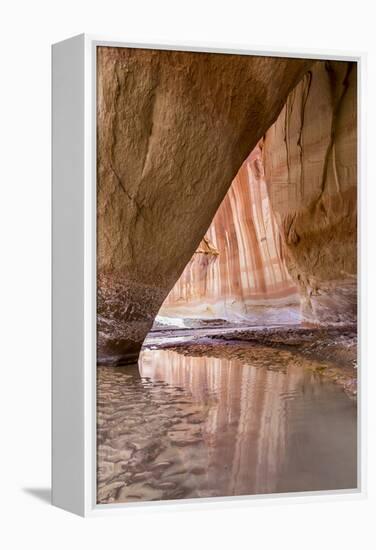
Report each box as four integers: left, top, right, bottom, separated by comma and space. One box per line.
52, 34, 365, 516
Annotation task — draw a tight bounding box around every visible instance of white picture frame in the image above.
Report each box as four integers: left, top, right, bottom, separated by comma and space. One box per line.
52, 33, 366, 517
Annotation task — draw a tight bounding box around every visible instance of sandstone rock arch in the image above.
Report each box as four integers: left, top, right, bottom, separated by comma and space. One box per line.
97, 47, 314, 365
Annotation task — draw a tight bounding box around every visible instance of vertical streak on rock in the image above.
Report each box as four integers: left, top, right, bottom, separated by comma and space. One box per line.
317, 62, 353, 203
297, 71, 312, 201
264, 60, 357, 324
161, 143, 299, 322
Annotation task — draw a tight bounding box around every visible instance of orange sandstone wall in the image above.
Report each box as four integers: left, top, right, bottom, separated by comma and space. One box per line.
160, 143, 299, 323
263, 61, 357, 324
161, 60, 357, 327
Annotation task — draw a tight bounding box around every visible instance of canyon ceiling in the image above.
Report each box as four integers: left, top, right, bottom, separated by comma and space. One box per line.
97, 47, 356, 365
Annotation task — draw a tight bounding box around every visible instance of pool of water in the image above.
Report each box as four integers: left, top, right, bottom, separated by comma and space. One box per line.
97, 346, 357, 504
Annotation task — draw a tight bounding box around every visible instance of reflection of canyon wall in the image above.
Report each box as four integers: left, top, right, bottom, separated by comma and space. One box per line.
97, 46, 312, 363
264, 61, 357, 324
140, 348, 304, 495
160, 143, 300, 323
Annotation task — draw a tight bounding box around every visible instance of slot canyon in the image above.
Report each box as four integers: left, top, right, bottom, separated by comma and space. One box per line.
96, 47, 357, 504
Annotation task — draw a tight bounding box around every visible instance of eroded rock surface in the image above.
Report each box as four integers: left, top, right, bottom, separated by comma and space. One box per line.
97, 47, 312, 363
160, 143, 299, 323
263, 61, 357, 324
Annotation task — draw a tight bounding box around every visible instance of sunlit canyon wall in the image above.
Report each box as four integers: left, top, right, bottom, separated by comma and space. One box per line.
97, 47, 312, 363
160, 60, 357, 327
160, 142, 300, 324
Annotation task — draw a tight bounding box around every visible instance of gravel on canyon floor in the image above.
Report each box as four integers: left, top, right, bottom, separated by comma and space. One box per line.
149, 325, 357, 398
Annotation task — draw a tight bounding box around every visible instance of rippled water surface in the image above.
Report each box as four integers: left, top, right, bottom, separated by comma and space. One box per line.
97, 347, 357, 504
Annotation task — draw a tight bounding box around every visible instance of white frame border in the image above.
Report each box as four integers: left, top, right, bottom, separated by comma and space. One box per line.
54, 33, 367, 517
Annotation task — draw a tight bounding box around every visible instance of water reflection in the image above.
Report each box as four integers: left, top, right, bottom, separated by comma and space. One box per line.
97, 347, 357, 504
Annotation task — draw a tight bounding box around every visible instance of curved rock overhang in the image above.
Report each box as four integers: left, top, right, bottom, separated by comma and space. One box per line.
97, 47, 316, 365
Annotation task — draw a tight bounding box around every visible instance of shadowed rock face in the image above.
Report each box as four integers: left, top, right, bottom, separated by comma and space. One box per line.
97, 47, 312, 364
263, 60, 357, 324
